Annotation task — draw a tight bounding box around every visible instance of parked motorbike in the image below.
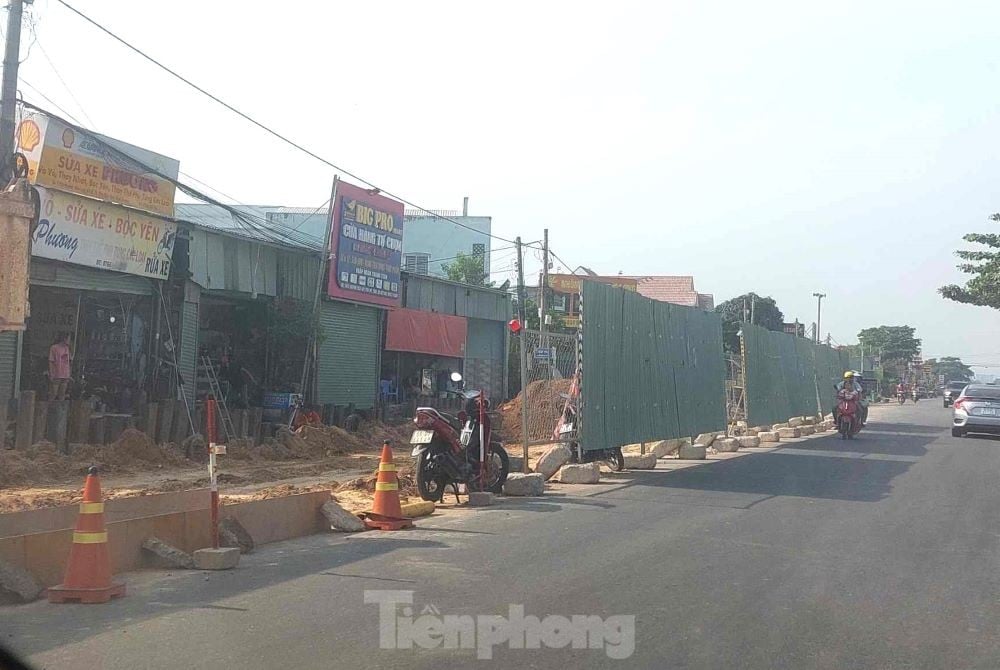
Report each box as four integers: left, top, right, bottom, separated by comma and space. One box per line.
897, 391, 906, 405
553, 375, 624, 471
837, 388, 863, 439
911, 389, 919, 403
556, 394, 625, 471
411, 373, 509, 502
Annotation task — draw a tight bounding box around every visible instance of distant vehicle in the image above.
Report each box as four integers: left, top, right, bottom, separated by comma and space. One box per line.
943, 381, 969, 407
951, 384, 1000, 437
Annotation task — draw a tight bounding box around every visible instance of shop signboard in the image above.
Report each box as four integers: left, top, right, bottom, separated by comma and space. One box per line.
326, 181, 404, 308
32, 186, 177, 279
16, 111, 179, 217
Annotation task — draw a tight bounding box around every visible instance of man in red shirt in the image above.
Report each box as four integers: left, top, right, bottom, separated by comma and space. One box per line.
48, 332, 72, 401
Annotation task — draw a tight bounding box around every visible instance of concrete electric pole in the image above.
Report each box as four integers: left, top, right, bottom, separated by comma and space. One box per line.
540, 228, 549, 377
0, 0, 25, 183
812, 293, 826, 344
515, 236, 529, 473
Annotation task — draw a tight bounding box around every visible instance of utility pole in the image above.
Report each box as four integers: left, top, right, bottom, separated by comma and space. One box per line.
750, 294, 756, 325
515, 237, 530, 473
0, 0, 25, 183
812, 292, 826, 344
540, 228, 550, 377
300, 175, 338, 403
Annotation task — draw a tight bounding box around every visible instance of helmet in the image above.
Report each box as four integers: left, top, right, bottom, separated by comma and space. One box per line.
843, 371, 855, 379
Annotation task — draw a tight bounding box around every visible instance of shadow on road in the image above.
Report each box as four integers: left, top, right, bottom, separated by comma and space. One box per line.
0, 535, 447, 657
593, 422, 942, 505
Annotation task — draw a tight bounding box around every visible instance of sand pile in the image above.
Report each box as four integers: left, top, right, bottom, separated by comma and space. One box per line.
339, 466, 416, 498
498, 378, 572, 444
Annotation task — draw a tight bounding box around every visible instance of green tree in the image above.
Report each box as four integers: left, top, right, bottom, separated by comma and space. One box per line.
940, 213, 1000, 308
857, 326, 921, 386
927, 356, 973, 383
715, 292, 785, 352
442, 252, 493, 286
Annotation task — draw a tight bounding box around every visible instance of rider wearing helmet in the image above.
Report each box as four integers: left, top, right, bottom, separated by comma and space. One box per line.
835, 371, 868, 426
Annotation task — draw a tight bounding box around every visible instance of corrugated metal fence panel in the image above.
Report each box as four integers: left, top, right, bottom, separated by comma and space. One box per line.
403, 273, 511, 322
276, 251, 320, 300
317, 300, 381, 409
178, 297, 199, 406
580, 281, 726, 451
0, 331, 17, 401
743, 324, 851, 427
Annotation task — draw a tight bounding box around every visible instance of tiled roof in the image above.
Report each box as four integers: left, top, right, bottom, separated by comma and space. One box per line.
627, 276, 700, 307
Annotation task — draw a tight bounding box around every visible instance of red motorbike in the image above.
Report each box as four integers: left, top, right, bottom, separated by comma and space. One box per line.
410, 373, 510, 502
836, 388, 862, 440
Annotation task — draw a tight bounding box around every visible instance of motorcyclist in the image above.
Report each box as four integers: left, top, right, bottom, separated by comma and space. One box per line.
835, 371, 868, 426
896, 382, 907, 398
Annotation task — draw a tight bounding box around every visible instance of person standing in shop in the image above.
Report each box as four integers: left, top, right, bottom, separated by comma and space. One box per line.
48, 332, 73, 401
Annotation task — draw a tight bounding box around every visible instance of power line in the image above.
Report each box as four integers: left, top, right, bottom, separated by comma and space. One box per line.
52, 0, 540, 250
35, 36, 96, 128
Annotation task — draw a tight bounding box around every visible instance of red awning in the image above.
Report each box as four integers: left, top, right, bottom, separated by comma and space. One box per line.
385, 308, 467, 358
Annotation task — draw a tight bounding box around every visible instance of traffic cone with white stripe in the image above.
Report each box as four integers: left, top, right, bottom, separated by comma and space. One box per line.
48, 466, 126, 604
363, 441, 413, 531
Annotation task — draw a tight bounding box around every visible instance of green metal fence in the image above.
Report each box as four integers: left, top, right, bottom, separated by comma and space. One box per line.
742, 323, 851, 427
580, 281, 727, 451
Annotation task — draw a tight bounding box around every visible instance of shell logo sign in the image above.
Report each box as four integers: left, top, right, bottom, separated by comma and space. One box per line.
17, 120, 40, 152
15, 111, 179, 218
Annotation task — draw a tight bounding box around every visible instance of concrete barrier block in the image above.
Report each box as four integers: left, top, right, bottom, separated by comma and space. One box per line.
468, 492, 495, 506
623, 452, 657, 469
678, 444, 707, 460
714, 438, 740, 452
193, 547, 240, 570
799, 425, 815, 436
535, 444, 572, 480
502, 473, 545, 496
558, 463, 601, 484
788, 417, 805, 428
778, 427, 801, 439
737, 436, 761, 448
759, 431, 780, 443
694, 433, 716, 447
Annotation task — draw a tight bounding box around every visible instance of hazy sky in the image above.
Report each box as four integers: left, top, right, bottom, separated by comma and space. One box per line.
13, 0, 1000, 369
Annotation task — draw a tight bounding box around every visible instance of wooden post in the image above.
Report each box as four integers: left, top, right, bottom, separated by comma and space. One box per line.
145, 402, 159, 438
89, 415, 106, 445
158, 399, 175, 444
32, 400, 48, 446
250, 407, 263, 445
0, 397, 9, 449
48, 400, 69, 453
172, 400, 188, 443
68, 399, 89, 444
231, 409, 245, 439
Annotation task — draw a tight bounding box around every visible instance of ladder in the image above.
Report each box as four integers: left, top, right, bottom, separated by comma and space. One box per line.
201, 355, 237, 442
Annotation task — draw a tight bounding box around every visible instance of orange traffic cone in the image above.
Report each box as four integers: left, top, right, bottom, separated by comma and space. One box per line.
48, 466, 125, 604
364, 441, 413, 531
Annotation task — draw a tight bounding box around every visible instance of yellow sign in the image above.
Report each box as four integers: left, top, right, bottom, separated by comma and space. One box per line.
17, 112, 179, 217
547, 273, 637, 294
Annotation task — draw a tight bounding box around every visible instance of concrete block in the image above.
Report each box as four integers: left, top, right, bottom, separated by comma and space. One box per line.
778, 427, 801, 439
322, 500, 365, 532
678, 444, 707, 460
468, 492, 494, 507
623, 452, 657, 469
219, 517, 256, 553
737, 436, 761, 448
694, 433, 716, 447
788, 417, 805, 428
0, 558, 42, 602
771, 422, 789, 430
193, 547, 240, 570
753, 425, 772, 433
649, 439, 683, 458
558, 462, 601, 484
799, 425, 815, 436
534, 444, 572, 480
399, 501, 435, 517
759, 431, 780, 443
141, 537, 194, 569
502, 473, 545, 496
714, 438, 740, 452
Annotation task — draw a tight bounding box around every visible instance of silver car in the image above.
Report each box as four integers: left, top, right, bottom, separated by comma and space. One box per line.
952, 385, 1000, 437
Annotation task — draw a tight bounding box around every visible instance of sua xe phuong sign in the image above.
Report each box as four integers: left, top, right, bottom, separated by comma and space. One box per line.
32, 186, 177, 279
16, 111, 179, 217
327, 181, 404, 307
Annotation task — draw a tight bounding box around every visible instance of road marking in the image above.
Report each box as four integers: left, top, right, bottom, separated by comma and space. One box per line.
774, 447, 920, 463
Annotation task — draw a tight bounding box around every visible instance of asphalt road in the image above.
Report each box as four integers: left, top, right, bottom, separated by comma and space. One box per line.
5, 402, 1000, 669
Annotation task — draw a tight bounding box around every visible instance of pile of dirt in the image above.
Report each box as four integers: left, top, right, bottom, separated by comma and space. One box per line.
498, 378, 572, 444
356, 420, 414, 447
0, 430, 194, 487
